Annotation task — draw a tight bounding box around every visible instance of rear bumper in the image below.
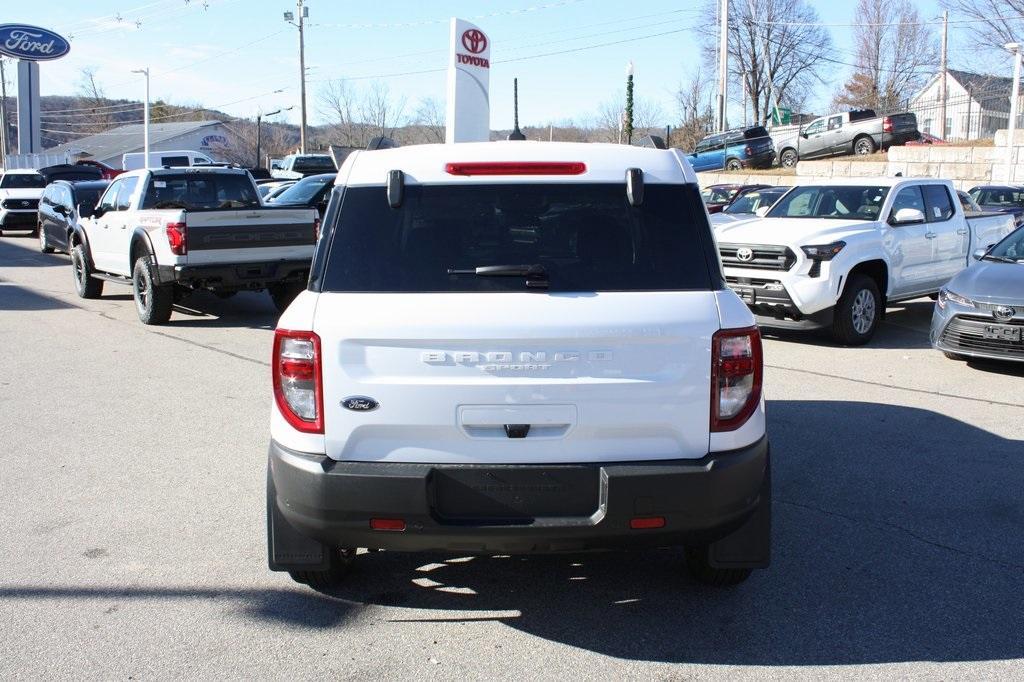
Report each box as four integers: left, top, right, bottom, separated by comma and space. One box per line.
742, 150, 775, 169
881, 131, 919, 148
268, 437, 770, 561
156, 258, 310, 289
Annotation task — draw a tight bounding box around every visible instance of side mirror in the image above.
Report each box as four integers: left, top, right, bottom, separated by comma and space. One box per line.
90, 205, 105, 219
801, 131, 809, 138
755, 206, 771, 218
53, 204, 67, 216
972, 247, 988, 261
890, 207, 925, 225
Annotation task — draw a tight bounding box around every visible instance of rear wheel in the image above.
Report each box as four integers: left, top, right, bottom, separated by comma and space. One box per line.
780, 148, 798, 168
725, 157, 742, 171
832, 275, 881, 346
854, 136, 876, 156
132, 255, 174, 325
38, 224, 54, 253
71, 243, 104, 299
289, 549, 355, 592
268, 282, 305, 313
685, 547, 752, 587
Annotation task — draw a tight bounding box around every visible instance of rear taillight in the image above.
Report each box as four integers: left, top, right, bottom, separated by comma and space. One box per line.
711, 327, 762, 432
883, 116, 893, 133
273, 329, 323, 434
744, 145, 752, 156
166, 222, 187, 255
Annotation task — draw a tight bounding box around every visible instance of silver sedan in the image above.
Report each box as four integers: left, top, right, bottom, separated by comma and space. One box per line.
931, 226, 1024, 363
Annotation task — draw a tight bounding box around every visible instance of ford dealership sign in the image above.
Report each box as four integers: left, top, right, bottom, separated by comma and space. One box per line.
0, 24, 70, 61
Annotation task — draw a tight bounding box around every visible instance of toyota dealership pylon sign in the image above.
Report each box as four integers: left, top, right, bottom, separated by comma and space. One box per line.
445, 18, 491, 143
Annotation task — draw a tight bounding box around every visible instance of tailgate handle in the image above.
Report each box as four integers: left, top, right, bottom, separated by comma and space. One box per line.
504, 424, 530, 439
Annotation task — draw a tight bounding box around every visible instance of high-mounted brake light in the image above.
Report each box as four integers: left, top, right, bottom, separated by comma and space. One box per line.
166, 222, 187, 255
444, 162, 586, 176
710, 327, 762, 432
272, 329, 324, 434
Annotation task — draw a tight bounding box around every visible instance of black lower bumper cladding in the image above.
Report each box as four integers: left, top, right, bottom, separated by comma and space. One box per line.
267, 437, 771, 570
156, 259, 310, 289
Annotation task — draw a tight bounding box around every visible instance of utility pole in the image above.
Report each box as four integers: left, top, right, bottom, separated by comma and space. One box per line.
132, 68, 150, 167
716, 0, 728, 132
284, 1, 309, 153
939, 10, 948, 140
0, 58, 8, 167
1005, 42, 1022, 183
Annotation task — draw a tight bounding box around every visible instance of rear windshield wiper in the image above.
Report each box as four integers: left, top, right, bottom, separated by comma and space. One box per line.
447, 264, 549, 288
982, 254, 1018, 263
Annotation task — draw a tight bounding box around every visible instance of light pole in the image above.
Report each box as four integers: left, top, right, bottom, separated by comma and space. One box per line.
624, 61, 634, 145
284, 1, 309, 154
1005, 42, 1022, 183
131, 67, 150, 167
256, 105, 293, 168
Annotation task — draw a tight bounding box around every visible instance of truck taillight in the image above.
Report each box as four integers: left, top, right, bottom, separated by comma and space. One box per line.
711, 327, 762, 432
745, 145, 752, 156
273, 329, 323, 434
166, 222, 187, 255
883, 116, 893, 133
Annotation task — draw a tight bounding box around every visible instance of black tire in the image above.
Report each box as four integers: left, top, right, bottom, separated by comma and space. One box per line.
29, 223, 39, 238
780, 148, 798, 168
289, 549, 355, 592
944, 351, 968, 361
685, 547, 752, 587
724, 157, 742, 172
854, 136, 876, 156
132, 255, 174, 325
832, 274, 881, 346
268, 282, 305, 313
71, 243, 104, 299
38, 224, 55, 253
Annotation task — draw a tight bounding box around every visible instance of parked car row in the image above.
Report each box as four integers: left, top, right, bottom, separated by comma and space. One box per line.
700, 177, 1021, 363
686, 108, 921, 172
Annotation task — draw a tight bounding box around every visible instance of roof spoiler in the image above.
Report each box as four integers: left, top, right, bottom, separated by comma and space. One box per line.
367, 136, 399, 151
638, 135, 667, 149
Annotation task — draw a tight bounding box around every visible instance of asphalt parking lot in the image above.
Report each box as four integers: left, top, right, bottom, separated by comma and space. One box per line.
1, 233, 1022, 680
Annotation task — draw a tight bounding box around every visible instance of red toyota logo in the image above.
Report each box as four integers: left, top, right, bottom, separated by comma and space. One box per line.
461, 29, 487, 54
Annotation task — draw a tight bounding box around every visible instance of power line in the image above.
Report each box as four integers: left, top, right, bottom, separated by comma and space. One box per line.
309, 0, 587, 30
759, 13, 1024, 28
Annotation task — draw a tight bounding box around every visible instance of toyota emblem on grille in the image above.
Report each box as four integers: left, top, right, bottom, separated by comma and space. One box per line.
993, 305, 1016, 321
20, 200, 29, 207
736, 247, 754, 262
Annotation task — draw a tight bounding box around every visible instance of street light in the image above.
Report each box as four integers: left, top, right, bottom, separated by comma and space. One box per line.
624, 61, 634, 146
284, 1, 309, 153
256, 105, 293, 168
1005, 42, 1022, 183
131, 67, 150, 167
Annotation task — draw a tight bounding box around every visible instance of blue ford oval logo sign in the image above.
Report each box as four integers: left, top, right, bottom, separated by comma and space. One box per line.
341, 396, 379, 412
0, 24, 71, 61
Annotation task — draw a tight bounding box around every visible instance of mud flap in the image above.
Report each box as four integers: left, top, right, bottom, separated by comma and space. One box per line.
267, 472, 334, 572
708, 455, 771, 569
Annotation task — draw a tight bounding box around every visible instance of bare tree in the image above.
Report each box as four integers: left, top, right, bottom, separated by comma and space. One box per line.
703, 0, 832, 125
409, 96, 445, 144
317, 80, 407, 148
76, 67, 115, 133
674, 67, 715, 150
360, 82, 407, 143
317, 79, 361, 147
940, 0, 1024, 53
832, 0, 938, 112
594, 91, 665, 143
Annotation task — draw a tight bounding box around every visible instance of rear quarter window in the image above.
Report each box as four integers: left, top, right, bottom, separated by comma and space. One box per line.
319, 183, 716, 293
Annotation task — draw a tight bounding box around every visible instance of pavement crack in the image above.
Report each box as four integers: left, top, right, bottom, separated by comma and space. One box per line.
766, 364, 1024, 409
776, 498, 1024, 572
145, 330, 269, 367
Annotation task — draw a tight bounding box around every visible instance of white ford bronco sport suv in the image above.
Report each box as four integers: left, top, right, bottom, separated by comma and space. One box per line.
267, 142, 771, 590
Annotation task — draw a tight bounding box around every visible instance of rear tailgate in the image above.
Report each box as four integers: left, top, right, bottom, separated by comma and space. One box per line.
888, 112, 919, 136
184, 206, 317, 265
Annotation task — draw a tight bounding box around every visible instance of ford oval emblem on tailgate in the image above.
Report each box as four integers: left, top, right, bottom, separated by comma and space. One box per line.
342, 396, 379, 411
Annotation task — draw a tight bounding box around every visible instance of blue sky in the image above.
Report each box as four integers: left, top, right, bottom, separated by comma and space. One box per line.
10, 0, 970, 130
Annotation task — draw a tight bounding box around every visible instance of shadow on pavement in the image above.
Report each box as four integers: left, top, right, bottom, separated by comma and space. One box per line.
0, 235, 69, 267
762, 300, 935, 351
264, 400, 1019, 665
0, 283, 76, 311
167, 290, 279, 330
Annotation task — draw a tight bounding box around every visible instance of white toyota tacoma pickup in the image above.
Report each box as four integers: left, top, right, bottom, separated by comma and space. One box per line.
267, 142, 772, 590
0, 169, 47, 235
715, 177, 1015, 344
69, 166, 319, 324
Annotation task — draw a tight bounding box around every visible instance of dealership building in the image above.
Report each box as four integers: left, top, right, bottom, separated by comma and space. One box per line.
44, 120, 233, 169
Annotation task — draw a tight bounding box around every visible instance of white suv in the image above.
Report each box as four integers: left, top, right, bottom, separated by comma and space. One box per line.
267, 142, 771, 590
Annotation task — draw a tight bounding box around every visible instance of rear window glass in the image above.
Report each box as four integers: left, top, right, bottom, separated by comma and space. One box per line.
971, 187, 1024, 207
321, 183, 713, 293
743, 126, 769, 139
140, 173, 260, 210
1, 173, 46, 189
922, 184, 954, 221
292, 156, 336, 172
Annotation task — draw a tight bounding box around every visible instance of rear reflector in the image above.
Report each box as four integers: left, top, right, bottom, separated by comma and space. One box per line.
445, 162, 586, 176
630, 516, 666, 530
370, 518, 406, 531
